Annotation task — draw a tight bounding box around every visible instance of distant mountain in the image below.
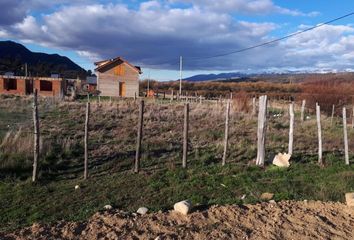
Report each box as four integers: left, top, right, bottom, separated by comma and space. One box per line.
183, 70, 354, 82
0, 41, 88, 78
183, 72, 248, 82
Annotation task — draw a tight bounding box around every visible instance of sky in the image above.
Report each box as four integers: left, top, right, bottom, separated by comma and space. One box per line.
0, 0, 354, 80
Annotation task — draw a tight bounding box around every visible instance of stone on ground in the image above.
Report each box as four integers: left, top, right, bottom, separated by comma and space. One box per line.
260, 192, 274, 201
104, 205, 113, 210
272, 153, 291, 167
345, 193, 354, 207
137, 207, 149, 215
174, 200, 192, 215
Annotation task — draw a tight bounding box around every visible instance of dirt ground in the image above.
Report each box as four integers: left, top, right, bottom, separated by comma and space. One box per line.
1, 200, 353, 240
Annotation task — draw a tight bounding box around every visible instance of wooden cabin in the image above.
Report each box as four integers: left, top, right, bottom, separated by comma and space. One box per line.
0, 75, 66, 97
95, 57, 142, 97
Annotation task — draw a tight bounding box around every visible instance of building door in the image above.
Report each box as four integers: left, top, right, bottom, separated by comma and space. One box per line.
119, 82, 126, 97
25, 79, 33, 94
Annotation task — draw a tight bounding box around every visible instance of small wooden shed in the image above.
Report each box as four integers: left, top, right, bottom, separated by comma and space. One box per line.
95, 57, 142, 97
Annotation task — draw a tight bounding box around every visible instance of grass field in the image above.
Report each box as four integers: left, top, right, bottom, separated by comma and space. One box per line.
0, 95, 354, 232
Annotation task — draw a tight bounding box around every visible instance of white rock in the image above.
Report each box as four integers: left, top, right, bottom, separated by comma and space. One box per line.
269, 200, 276, 204
104, 205, 113, 210
137, 207, 149, 215
74, 185, 80, 190
174, 200, 192, 215
241, 194, 247, 200
345, 192, 354, 207
272, 153, 291, 168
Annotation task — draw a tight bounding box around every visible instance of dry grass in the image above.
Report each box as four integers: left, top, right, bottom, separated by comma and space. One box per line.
0, 95, 353, 179
1, 95, 354, 232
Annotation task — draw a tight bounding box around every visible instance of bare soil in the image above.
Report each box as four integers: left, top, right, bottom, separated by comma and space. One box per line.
2, 200, 353, 240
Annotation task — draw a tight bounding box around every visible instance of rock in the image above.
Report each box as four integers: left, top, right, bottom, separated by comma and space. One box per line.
260, 192, 274, 201
240, 194, 247, 200
174, 200, 192, 215
137, 207, 149, 215
272, 153, 291, 167
269, 200, 276, 204
74, 185, 80, 190
345, 193, 354, 207
104, 205, 113, 210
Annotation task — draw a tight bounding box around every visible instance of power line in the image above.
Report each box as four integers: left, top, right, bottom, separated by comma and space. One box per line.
147, 11, 354, 67
75, 11, 354, 69
188, 11, 354, 60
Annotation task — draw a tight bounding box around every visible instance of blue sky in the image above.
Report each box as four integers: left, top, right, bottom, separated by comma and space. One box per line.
1, 0, 354, 80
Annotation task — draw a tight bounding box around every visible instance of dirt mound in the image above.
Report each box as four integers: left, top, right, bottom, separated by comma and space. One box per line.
2, 200, 354, 240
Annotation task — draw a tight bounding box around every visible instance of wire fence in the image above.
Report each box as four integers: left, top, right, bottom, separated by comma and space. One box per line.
0, 95, 353, 181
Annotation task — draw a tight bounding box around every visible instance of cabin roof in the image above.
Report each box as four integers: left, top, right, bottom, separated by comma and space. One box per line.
94, 57, 142, 74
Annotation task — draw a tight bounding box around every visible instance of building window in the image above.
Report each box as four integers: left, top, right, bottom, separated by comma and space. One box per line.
40, 80, 53, 91
114, 64, 125, 76
4, 78, 17, 90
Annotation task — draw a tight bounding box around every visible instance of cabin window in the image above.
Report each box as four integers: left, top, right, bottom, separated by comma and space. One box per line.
114, 65, 125, 76
40, 80, 53, 91
3, 78, 17, 90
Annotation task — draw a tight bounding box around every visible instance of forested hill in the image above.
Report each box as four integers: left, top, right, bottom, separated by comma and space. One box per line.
0, 41, 88, 78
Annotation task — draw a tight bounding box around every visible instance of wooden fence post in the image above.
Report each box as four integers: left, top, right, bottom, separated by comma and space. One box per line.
316, 103, 323, 165
352, 106, 354, 128
32, 89, 40, 182
289, 102, 294, 155
182, 103, 189, 168
170, 90, 174, 103
135, 100, 144, 173
300, 99, 306, 122
84, 102, 90, 180
343, 107, 349, 165
252, 97, 256, 116
256, 95, 267, 166
331, 104, 335, 126
222, 100, 231, 166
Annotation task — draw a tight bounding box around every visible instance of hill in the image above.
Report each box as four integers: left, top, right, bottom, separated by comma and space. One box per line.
183, 71, 354, 83
183, 72, 248, 81
0, 41, 88, 78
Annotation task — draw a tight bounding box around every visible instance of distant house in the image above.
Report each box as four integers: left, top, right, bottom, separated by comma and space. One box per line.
94, 57, 142, 97
0, 75, 66, 97
84, 76, 97, 92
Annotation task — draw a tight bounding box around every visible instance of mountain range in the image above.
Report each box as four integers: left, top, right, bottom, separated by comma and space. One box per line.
0, 41, 87, 78
183, 70, 354, 82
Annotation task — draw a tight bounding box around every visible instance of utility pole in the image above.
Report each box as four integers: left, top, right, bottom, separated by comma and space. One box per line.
147, 70, 150, 96
179, 56, 183, 96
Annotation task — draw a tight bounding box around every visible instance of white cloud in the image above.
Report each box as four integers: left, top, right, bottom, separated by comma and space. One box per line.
170, 0, 319, 16
1, 0, 353, 74
2, 3, 278, 69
